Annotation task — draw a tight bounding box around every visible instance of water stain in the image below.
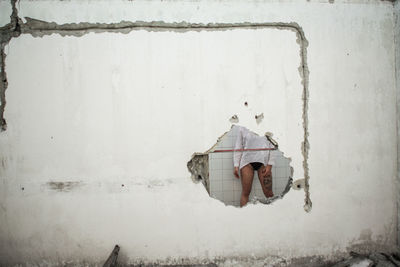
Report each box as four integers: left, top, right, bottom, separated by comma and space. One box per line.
46, 181, 82, 192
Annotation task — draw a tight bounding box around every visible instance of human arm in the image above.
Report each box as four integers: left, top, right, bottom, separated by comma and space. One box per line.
233, 126, 244, 178
234, 167, 240, 179
265, 137, 276, 167
261, 164, 272, 177
261, 137, 276, 177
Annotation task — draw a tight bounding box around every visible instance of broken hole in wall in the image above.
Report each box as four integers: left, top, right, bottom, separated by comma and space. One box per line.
187, 125, 293, 207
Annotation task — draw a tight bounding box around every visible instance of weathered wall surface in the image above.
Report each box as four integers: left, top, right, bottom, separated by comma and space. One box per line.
0, 0, 11, 27
0, 0, 398, 265
395, 0, 400, 247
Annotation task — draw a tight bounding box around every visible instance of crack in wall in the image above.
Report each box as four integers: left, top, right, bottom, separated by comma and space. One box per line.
0, 0, 311, 211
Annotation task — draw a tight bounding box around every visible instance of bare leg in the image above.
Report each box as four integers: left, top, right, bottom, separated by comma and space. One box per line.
258, 166, 274, 198
240, 164, 254, 207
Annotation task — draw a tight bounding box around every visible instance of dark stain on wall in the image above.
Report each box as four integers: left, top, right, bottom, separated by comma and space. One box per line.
46, 181, 83, 192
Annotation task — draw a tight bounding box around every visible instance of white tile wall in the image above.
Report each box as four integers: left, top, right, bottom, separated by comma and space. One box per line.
209, 128, 292, 207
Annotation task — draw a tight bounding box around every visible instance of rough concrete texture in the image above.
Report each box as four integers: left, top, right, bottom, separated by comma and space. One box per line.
9, 251, 400, 267
0, 0, 20, 131
395, 0, 400, 246
107, 251, 400, 266
0, 0, 12, 27
331, 252, 400, 267
187, 153, 210, 193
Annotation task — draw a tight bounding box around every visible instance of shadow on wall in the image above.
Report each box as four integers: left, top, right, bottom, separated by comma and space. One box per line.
187, 125, 293, 207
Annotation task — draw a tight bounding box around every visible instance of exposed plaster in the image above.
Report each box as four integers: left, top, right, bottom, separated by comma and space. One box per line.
187, 153, 210, 193
0, 0, 311, 211
0, 0, 20, 131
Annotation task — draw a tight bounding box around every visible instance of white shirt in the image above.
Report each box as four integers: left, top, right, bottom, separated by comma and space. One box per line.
233, 125, 276, 170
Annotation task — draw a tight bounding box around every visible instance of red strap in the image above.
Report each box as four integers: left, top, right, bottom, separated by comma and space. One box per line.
213, 148, 277, 153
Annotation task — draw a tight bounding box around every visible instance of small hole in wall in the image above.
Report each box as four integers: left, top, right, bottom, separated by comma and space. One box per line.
187, 125, 293, 207
244, 102, 248, 107
21, 187, 24, 191
121, 184, 124, 187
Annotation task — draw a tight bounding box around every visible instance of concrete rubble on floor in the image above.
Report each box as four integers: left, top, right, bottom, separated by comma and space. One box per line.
102, 248, 400, 267
331, 252, 400, 267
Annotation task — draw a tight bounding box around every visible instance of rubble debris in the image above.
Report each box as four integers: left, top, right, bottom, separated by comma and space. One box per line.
332, 251, 400, 267
255, 113, 264, 124
103, 245, 120, 267
187, 153, 210, 193
229, 114, 239, 123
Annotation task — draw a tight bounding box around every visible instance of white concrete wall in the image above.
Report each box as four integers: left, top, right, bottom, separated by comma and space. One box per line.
0, 0, 398, 265
0, 0, 11, 27
395, 0, 400, 246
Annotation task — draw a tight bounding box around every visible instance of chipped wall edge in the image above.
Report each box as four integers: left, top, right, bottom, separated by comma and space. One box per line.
394, 0, 400, 246
187, 126, 295, 206
0, 0, 20, 131
0, 0, 311, 211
